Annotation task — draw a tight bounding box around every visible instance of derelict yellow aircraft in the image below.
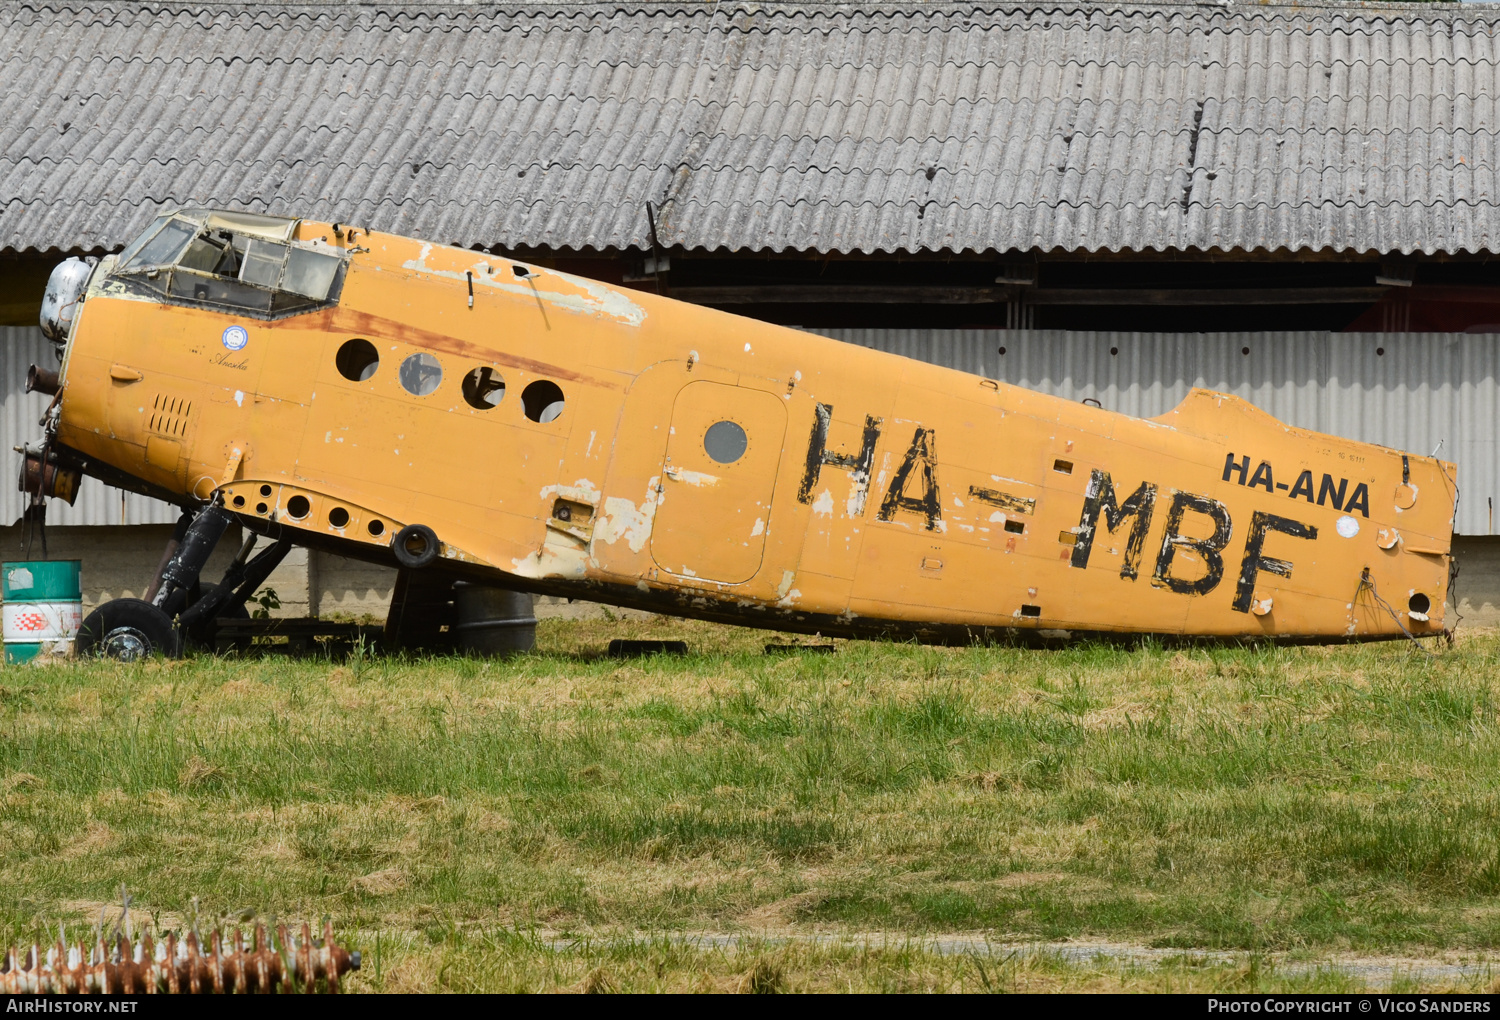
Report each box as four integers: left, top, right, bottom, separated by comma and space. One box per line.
30, 208, 1455, 657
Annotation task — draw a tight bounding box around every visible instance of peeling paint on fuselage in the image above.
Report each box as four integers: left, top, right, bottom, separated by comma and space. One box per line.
402, 244, 647, 327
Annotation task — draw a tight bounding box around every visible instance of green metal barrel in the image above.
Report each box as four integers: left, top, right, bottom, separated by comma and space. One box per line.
3, 560, 83, 663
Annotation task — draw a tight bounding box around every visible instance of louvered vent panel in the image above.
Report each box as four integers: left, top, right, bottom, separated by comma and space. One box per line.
146, 393, 191, 438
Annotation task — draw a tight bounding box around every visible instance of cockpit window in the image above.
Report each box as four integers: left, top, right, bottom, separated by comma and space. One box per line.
282, 247, 341, 300
120, 219, 195, 272
177, 233, 242, 275
166, 269, 271, 314
115, 216, 171, 268
240, 238, 287, 289
109, 212, 345, 319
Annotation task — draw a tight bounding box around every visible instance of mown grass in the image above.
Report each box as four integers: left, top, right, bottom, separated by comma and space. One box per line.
2, 618, 1500, 991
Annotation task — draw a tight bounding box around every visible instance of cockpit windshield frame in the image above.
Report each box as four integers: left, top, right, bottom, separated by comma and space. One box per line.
108, 209, 346, 321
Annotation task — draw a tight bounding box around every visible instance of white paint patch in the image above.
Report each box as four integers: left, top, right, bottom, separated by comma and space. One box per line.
952, 496, 965, 507
812, 489, 835, 516
750, 518, 765, 537
539, 479, 602, 506
1336, 515, 1360, 538
593, 479, 663, 553
744, 343, 753, 353
988, 511, 1005, 523
233, 390, 245, 407
845, 488, 867, 519
95, 278, 172, 306
510, 542, 590, 580
775, 571, 796, 600
324, 431, 332, 444
401, 244, 647, 327
585, 431, 597, 458
672, 468, 719, 487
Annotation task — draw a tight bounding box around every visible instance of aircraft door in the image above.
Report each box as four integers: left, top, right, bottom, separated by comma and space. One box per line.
650, 381, 787, 584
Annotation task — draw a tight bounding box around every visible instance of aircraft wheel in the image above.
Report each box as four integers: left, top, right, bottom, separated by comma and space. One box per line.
392, 523, 441, 569
76, 598, 181, 661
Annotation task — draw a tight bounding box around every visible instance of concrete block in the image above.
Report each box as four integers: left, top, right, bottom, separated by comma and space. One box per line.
1451, 536, 1500, 628
313, 549, 395, 621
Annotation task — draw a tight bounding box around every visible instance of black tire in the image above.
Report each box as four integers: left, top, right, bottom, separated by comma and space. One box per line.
392, 523, 441, 569
76, 598, 181, 660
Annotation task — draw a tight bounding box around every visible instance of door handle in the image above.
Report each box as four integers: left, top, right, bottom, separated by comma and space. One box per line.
109, 364, 143, 383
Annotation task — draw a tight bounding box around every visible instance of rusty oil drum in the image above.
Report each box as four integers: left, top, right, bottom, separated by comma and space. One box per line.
451, 583, 537, 655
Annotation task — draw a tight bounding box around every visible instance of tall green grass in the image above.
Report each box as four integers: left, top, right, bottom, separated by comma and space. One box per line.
2, 624, 1499, 970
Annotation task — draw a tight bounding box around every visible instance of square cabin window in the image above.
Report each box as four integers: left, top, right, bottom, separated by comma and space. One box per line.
282, 247, 341, 300
240, 238, 288, 289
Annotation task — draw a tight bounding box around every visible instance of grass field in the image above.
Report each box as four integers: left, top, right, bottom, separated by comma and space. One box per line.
2, 618, 1499, 992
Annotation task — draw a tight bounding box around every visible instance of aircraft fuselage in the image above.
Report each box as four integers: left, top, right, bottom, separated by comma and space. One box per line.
40, 210, 1456, 641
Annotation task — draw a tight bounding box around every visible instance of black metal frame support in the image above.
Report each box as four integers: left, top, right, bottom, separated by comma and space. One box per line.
151, 505, 234, 616
178, 535, 292, 630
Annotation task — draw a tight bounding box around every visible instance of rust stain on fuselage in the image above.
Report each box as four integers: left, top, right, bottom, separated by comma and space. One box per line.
323, 308, 616, 389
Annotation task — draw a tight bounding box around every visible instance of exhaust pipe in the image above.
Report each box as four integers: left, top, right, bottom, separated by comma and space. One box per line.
18, 448, 80, 506
26, 363, 59, 396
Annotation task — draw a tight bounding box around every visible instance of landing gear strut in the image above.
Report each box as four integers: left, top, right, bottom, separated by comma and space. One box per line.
77, 503, 291, 660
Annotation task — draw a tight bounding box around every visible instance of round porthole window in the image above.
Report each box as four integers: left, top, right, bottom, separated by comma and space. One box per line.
336, 338, 379, 382
462, 366, 505, 409
703, 420, 748, 464
399, 352, 443, 396
521, 380, 565, 423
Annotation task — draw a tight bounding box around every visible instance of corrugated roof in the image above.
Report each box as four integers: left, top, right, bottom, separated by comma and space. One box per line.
3, 0, 1499, 256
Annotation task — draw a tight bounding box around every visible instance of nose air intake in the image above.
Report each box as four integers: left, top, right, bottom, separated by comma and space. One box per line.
39, 257, 96, 343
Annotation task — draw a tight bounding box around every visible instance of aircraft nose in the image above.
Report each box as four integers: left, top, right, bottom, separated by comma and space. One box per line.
39, 256, 95, 343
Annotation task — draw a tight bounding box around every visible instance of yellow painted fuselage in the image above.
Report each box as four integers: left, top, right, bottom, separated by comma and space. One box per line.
56, 217, 1456, 641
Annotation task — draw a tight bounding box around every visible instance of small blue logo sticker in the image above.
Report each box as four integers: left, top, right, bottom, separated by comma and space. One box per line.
221, 325, 249, 351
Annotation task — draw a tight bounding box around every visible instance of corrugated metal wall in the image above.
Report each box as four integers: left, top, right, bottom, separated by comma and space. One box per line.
0, 327, 177, 526
815, 330, 1500, 536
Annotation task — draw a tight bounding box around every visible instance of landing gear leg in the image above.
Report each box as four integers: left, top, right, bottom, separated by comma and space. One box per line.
143, 512, 192, 603
151, 505, 234, 618
178, 533, 292, 646
79, 505, 233, 660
